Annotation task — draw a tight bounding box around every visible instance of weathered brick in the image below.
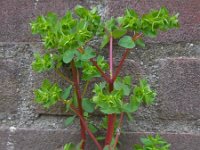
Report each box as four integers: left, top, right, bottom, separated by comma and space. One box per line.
0, 60, 19, 114
35, 59, 143, 115
107, 0, 200, 43
0, 128, 9, 150
9, 128, 96, 150
157, 58, 200, 119
0, 0, 97, 42
119, 132, 200, 150
1, 128, 199, 150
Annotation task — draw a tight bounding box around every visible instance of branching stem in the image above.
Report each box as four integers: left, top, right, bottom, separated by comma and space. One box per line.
90, 58, 110, 83
55, 69, 73, 84
113, 113, 124, 149
70, 105, 103, 150
113, 33, 143, 81
71, 60, 86, 149
104, 36, 116, 146
109, 36, 113, 79
82, 80, 90, 98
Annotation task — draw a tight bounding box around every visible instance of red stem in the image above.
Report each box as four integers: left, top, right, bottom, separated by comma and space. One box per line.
113, 113, 124, 149
113, 33, 143, 81
90, 58, 110, 83
113, 48, 130, 82
70, 105, 103, 150
71, 60, 86, 149
105, 113, 116, 145
109, 36, 113, 79
104, 36, 116, 146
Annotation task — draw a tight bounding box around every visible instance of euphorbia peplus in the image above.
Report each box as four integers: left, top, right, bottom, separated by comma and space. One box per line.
30, 5, 179, 150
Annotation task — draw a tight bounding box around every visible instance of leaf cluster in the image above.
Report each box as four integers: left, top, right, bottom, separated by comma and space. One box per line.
31, 6, 102, 50
101, 7, 179, 49
134, 135, 170, 150
30, 6, 179, 73
34, 79, 62, 108
92, 77, 156, 114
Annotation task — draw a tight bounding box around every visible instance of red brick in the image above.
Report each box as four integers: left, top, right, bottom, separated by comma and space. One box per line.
0, 0, 92, 42
107, 0, 200, 43
157, 58, 200, 119
0, 60, 19, 114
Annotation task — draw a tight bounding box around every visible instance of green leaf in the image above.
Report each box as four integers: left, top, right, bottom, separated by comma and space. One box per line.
76, 141, 84, 150
80, 47, 96, 61
32, 53, 54, 72
88, 123, 98, 133
112, 28, 127, 39
64, 143, 75, 150
114, 76, 131, 96
144, 30, 157, 38
82, 55, 108, 80
62, 85, 72, 100
134, 134, 171, 150
118, 36, 135, 49
100, 34, 109, 49
135, 39, 145, 48
105, 17, 116, 32
126, 112, 133, 121
129, 79, 156, 112
82, 98, 95, 113
133, 144, 143, 150
34, 79, 62, 108
103, 146, 109, 150
74, 5, 89, 18
124, 76, 132, 85
63, 50, 76, 64
64, 116, 75, 126
96, 136, 105, 141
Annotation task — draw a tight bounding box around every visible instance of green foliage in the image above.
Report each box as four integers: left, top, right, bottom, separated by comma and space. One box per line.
132, 79, 156, 105
100, 35, 110, 49
79, 47, 96, 61
30, 5, 179, 150
32, 52, 54, 72
62, 85, 72, 100
114, 76, 132, 96
134, 135, 170, 150
82, 98, 95, 113
104, 138, 118, 150
63, 141, 83, 150
64, 116, 76, 126
141, 7, 179, 38
30, 6, 179, 66
63, 143, 75, 150
127, 79, 156, 112
135, 39, 145, 48
118, 36, 136, 49
118, 7, 179, 38
92, 82, 124, 114
63, 49, 77, 64
34, 79, 62, 108
88, 123, 98, 133
92, 78, 156, 114
117, 9, 140, 31
82, 55, 108, 80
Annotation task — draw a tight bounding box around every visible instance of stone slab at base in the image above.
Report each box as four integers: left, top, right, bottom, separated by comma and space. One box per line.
0, 128, 199, 150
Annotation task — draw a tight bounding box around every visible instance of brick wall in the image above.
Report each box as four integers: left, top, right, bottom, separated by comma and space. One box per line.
0, 0, 200, 150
